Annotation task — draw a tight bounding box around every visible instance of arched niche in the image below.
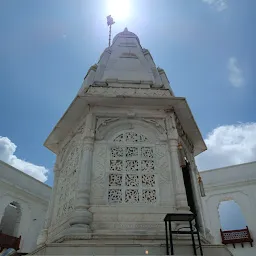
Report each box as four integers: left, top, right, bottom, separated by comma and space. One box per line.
218, 199, 247, 231
91, 118, 173, 207
0, 201, 21, 237
205, 192, 252, 243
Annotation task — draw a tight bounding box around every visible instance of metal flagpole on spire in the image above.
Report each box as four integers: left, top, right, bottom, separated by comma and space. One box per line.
107, 15, 115, 47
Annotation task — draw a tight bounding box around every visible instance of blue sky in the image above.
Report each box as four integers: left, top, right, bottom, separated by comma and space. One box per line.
0, 0, 255, 192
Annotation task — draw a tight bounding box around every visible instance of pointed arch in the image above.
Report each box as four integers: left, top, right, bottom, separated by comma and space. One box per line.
218, 199, 247, 231
0, 201, 22, 237
96, 118, 166, 143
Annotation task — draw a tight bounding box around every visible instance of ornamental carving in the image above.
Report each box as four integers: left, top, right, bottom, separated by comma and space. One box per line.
126, 160, 139, 172
141, 160, 154, 172
59, 140, 70, 164
126, 147, 138, 157
96, 118, 119, 135
53, 139, 80, 226
141, 147, 154, 158
75, 120, 86, 134
142, 174, 156, 187
111, 147, 124, 158
90, 144, 107, 202
125, 174, 139, 187
109, 174, 122, 186
58, 120, 85, 164
142, 118, 166, 135
155, 144, 170, 184
108, 189, 122, 203
142, 189, 157, 203
125, 189, 139, 203
114, 131, 148, 143
87, 86, 172, 98
107, 131, 157, 204
110, 160, 123, 172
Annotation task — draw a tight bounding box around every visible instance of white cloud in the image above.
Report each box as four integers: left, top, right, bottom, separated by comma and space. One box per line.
196, 123, 256, 171
0, 136, 48, 182
202, 0, 228, 12
228, 57, 244, 87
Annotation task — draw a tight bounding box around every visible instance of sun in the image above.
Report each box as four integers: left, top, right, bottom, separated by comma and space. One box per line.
107, 0, 131, 22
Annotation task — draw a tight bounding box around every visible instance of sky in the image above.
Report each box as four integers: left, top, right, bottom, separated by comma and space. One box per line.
0, 0, 255, 227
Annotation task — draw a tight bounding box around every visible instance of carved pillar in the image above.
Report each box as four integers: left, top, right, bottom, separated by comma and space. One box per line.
37, 163, 60, 246
68, 112, 95, 237
189, 159, 207, 233
166, 113, 190, 212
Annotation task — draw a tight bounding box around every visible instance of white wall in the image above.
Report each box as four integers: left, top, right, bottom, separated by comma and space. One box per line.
201, 161, 256, 256
0, 160, 51, 253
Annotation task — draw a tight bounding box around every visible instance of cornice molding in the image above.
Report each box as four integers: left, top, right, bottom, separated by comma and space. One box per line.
86, 86, 172, 98
0, 179, 50, 205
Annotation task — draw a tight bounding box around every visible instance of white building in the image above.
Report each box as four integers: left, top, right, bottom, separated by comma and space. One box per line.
201, 161, 256, 256
1, 28, 255, 256
0, 160, 51, 254
32, 28, 231, 255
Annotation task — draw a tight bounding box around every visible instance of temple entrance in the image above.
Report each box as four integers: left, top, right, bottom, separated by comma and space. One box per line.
182, 162, 197, 216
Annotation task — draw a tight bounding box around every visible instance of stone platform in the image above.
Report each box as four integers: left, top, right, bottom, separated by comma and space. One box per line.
31, 237, 233, 255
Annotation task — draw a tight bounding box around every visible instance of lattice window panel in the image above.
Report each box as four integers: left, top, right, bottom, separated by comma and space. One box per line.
108, 131, 157, 204
54, 146, 80, 223
223, 231, 249, 240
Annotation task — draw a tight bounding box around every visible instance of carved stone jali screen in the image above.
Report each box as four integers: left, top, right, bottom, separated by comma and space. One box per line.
107, 131, 157, 204
51, 138, 80, 228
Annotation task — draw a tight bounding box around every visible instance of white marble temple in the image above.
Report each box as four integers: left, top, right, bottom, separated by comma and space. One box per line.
34, 28, 231, 255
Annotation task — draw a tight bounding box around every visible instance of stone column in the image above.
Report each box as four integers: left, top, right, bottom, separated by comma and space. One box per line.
37, 163, 60, 246
190, 159, 206, 224
166, 113, 190, 212
68, 112, 95, 237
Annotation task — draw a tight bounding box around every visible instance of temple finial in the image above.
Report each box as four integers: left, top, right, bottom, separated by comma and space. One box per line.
107, 15, 115, 47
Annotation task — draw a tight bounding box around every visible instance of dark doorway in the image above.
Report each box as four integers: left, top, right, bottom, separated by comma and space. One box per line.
182, 162, 197, 215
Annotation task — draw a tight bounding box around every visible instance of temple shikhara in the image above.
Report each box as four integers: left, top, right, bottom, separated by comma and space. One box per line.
29, 28, 238, 255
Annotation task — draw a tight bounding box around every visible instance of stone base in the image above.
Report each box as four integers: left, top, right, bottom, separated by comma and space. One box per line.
30, 238, 233, 255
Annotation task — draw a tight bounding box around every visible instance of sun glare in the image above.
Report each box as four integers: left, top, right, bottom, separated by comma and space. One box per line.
107, 0, 131, 22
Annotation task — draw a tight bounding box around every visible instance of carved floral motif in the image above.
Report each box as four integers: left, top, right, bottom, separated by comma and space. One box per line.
125, 174, 139, 187
109, 174, 122, 186
126, 160, 139, 172
90, 144, 107, 203
96, 118, 119, 135
125, 189, 139, 203
108, 189, 122, 203
155, 144, 170, 184
141, 160, 154, 172
142, 118, 166, 135
142, 189, 157, 203
114, 131, 148, 143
